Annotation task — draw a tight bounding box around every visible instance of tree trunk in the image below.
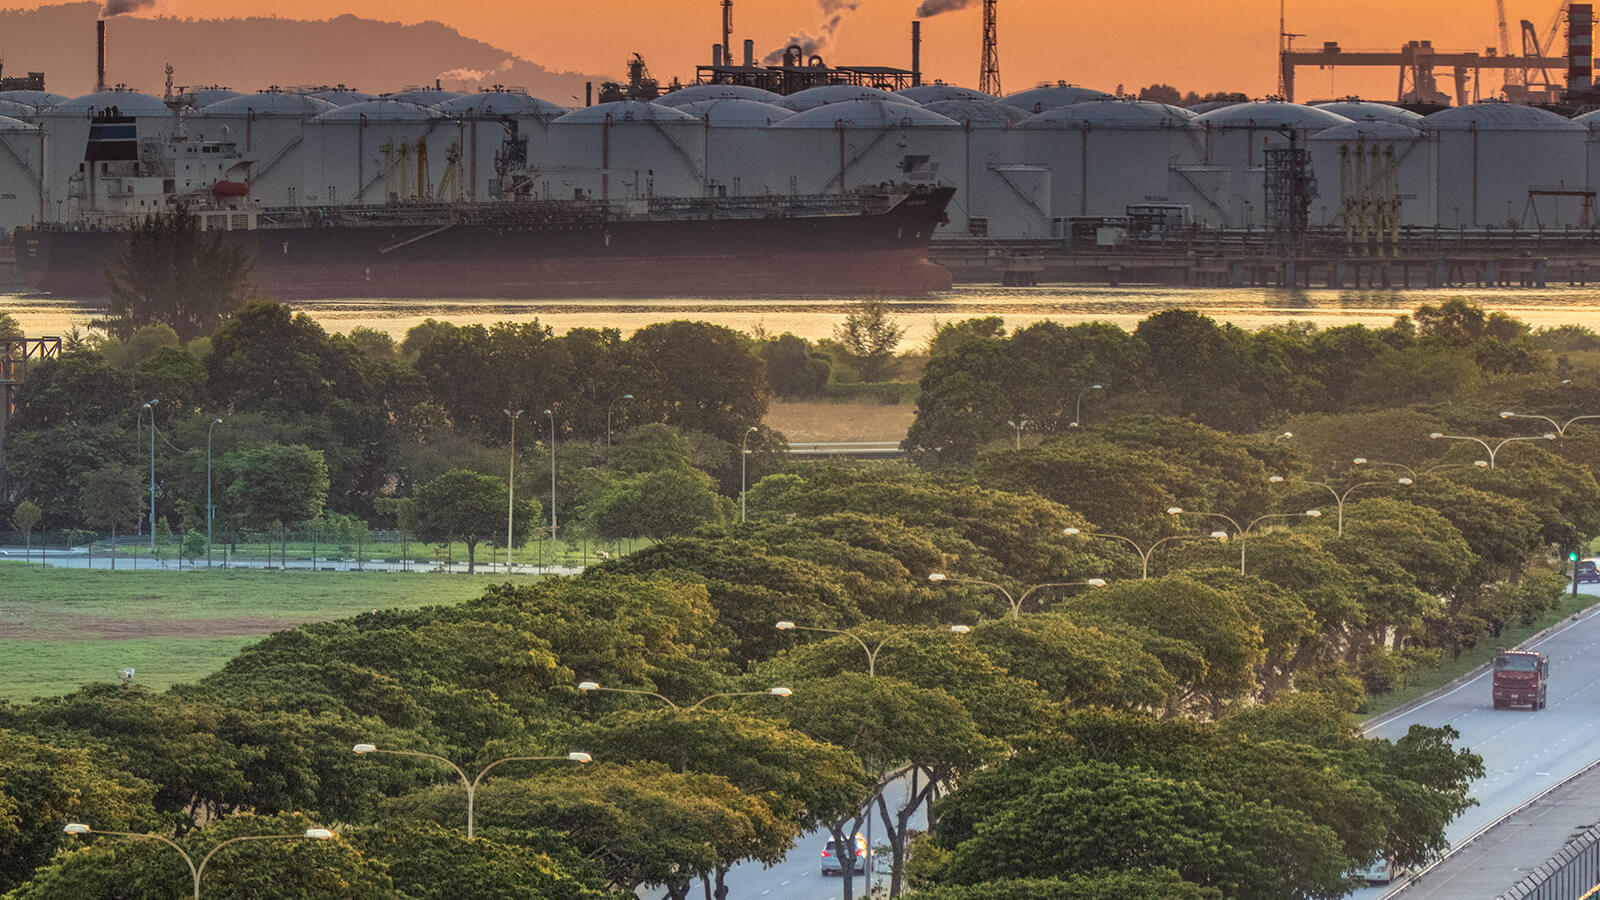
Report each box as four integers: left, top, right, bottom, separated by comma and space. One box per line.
467, 539, 477, 574
110, 523, 116, 571
712, 868, 730, 900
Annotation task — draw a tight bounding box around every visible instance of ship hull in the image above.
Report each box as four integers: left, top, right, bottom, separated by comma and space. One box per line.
16, 189, 955, 299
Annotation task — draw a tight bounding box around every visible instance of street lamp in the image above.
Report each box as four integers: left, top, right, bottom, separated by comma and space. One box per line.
925, 572, 1105, 617
545, 409, 557, 553
206, 417, 222, 568
141, 399, 158, 551
63, 822, 332, 899
1071, 383, 1103, 428
1499, 410, 1600, 437
740, 425, 759, 523
1430, 431, 1556, 469
576, 681, 792, 710
1267, 474, 1411, 535
606, 393, 633, 447
1354, 457, 1488, 479
775, 621, 968, 674
1062, 526, 1228, 579
1273, 431, 1294, 443
1005, 419, 1024, 449
352, 744, 590, 839
504, 409, 523, 573
1166, 506, 1322, 573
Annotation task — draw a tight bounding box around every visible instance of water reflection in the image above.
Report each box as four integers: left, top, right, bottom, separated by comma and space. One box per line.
7, 285, 1600, 342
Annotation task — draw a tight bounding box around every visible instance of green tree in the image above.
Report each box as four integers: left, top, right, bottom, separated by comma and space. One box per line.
11, 498, 41, 562
220, 444, 330, 567
589, 468, 727, 541
182, 528, 207, 565
833, 301, 906, 382
347, 822, 613, 900
102, 205, 255, 341
377, 496, 421, 568
762, 333, 830, 399
79, 463, 144, 570
414, 469, 534, 573
627, 321, 768, 443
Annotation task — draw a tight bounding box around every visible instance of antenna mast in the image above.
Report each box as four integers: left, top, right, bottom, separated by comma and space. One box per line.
979, 0, 1000, 96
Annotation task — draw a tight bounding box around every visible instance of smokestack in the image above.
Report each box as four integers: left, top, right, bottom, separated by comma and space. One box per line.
722, 0, 733, 74
744, 39, 754, 67
585, 81, 592, 106
1572, 3, 1594, 93
96, 19, 106, 93
713, 44, 723, 68
911, 21, 922, 87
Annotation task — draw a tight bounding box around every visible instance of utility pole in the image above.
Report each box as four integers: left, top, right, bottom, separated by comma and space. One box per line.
979, 0, 1001, 96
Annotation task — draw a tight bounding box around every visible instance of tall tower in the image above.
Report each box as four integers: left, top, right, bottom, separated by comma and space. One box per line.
979, 0, 1000, 96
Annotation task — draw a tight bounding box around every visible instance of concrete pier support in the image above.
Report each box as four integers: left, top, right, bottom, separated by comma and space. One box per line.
1534, 259, 1548, 288
1229, 261, 1245, 287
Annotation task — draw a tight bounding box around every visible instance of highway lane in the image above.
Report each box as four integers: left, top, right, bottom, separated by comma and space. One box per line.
1348, 603, 1600, 899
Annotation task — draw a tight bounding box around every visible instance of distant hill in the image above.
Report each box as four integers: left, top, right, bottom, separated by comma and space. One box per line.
0, 2, 613, 102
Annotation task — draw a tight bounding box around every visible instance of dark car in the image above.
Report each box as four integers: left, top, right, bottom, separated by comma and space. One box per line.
820, 834, 866, 876
1577, 559, 1599, 584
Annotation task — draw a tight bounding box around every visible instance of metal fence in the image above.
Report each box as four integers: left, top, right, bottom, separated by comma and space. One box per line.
1499, 819, 1600, 900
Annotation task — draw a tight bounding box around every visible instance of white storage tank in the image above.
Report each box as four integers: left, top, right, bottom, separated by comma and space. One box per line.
190, 92, 337, 206
1001, 83, 1113, 115
920, 98, 1030, 239
1307, 120, 1438, 228
896, 84, 998, 104
304, 99, 448, 205
769, 99, 960, 202
655, 84, 783, 107
1014, 99, 1202, 225
1193, 100, 1352, 227
0, 115, 44, 232
545, 100, 706, 201
0, 90, 69, 111
386, 88, 463, 107
778, 85, 920, 112
675, 98, 792, 197
41, 88, 174, 223
435, 90, 570, 201
181, 87, 243, 109
309, 87, 375, 107
1313, 100, 1424, 125
1425, 103, 1586, 227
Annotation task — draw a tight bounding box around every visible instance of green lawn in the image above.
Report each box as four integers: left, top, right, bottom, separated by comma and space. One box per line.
1360, 588, 1600, 721
0, 566, 543, 703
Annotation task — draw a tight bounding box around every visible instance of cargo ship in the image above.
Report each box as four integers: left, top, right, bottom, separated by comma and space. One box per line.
15, 113, 955, 299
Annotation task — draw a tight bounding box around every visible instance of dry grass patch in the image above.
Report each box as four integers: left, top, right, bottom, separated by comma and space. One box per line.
765, 400, 918, 443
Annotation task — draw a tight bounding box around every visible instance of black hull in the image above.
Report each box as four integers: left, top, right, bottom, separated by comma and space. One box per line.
16, 188, 956, 299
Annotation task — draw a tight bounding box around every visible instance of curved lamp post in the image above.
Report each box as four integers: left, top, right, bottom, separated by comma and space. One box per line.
1355, 457, 1488, 480
1167, 506, 1322, 573
1062, 526, 1228, 579
606, 393, 634, 447
1430, 431, 1556, 469
141, 399, 159, 550
63, 823, 332, 899
925, 572, 1105, 617
1071, 383, 1103, 428
1499, 410, 1600, 437
1005, 419, 1024, 450
1268, 474, 1411, 535
205, 417, 222, 568
544, 409, 557, 549
352, 745, 590, 839
1272, 431, 1294, 443
775, 621, 968, 675
503, 409, 523, 573
577, 681, 791, 711
740, 425, 759, 523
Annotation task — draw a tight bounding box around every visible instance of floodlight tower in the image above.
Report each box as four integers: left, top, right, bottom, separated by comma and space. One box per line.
979, 0, 1001, 96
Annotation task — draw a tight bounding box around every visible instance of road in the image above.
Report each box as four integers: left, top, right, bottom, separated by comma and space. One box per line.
1350, 601, 1600, 899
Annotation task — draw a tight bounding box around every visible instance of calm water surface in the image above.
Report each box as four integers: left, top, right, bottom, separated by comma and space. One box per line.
8, 286, 1600, 342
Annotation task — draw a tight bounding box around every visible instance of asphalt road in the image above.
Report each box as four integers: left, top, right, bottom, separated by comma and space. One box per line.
1351, 601, 1600, 899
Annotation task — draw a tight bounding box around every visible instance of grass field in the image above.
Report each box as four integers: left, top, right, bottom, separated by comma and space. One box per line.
765, 400, 918, 443
0, 565, 540, 703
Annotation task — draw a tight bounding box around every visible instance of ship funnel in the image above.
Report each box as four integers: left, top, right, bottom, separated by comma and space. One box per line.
96, 19, 106, 93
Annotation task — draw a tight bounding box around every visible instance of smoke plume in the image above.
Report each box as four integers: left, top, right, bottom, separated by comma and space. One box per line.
914, 0, 977, 17
435, 58, 514, 85
763, 0, 858, 65
101, 0, 157, 16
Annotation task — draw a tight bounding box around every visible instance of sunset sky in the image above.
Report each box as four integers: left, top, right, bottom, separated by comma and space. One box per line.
1, 0, 1570, 101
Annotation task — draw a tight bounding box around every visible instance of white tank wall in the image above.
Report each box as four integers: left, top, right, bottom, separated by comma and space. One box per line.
301, 115, 454, 205
540, 118, 708, 200
1012, 122, 1203, 223
765, 122, 963, 200
189, 108, 326, 207
0, 121, 45, 232
1307, 126, 1439, 228
1426, 110, 1586, 227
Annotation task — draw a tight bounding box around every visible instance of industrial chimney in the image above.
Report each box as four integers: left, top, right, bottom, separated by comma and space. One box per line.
96, 19, 106, 93
911, 21, 922, 87
1571, 3, 1594, 93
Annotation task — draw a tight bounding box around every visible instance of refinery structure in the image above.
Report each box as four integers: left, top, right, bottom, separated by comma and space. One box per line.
7, 1, 1600, 292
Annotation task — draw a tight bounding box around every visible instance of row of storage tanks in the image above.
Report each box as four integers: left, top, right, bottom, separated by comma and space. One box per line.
0, 80, 1598, 238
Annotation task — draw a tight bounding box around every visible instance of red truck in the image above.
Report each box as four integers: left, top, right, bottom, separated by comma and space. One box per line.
1492, 650, 1549, 710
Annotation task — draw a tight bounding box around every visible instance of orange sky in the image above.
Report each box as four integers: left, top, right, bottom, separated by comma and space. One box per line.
5, 0, 1571, 100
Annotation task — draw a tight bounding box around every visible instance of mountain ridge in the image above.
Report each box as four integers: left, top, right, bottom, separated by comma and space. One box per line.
0, 2, 615, 102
